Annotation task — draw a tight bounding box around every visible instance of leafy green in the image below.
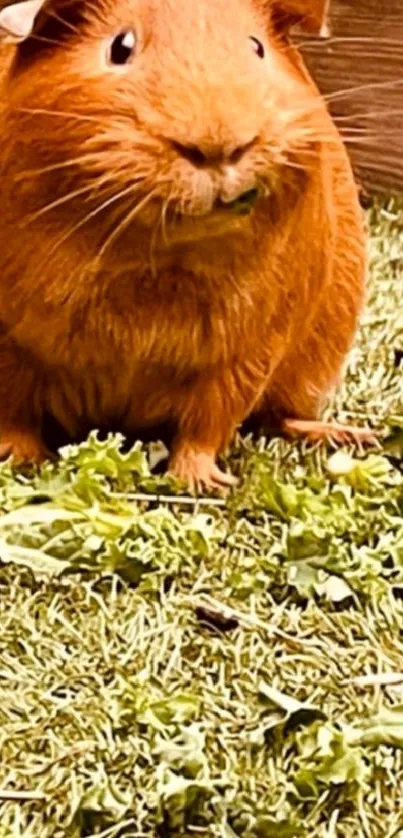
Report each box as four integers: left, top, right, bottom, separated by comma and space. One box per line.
294, 723, 370, 798
258, 682, 327, 731
252, 817, 305, 837
354, 705, 403, 749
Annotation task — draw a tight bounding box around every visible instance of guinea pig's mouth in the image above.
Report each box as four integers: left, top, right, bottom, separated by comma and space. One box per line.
213, 188, 260, 216
173, 187, 261, 223
135, 185, 263, 243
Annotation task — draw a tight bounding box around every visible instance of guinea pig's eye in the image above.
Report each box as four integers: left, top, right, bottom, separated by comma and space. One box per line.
108, 30, 137, 66
249, 36, 265, 59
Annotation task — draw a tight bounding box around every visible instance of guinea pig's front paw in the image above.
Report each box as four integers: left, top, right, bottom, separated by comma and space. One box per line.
168, 444, 238, 494
0, 427, 51, 465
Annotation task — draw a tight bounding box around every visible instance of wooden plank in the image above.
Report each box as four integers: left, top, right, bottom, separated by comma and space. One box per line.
298, 0, 403, 194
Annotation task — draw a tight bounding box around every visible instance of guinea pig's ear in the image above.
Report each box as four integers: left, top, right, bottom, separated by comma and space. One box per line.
0, 0, 45, 42
273, 0, 330, 37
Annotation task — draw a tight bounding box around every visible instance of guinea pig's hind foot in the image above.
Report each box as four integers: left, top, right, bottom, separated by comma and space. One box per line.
168, 444, 238, 494
0, 426, 52, 465
282, 419, 378, 446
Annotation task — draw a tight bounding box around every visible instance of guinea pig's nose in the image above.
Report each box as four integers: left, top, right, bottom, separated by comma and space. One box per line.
172, 139, 256, 166
173, 142, 209, 166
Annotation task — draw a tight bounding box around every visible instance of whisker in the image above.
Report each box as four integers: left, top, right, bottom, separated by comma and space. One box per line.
17, 156, 147, 183
353, 158, 403, 177
338, 127, 402, 137
148, 189, 173, 270
282, 158, 317, 174
46, 9, 81, 36
160, 194, 172, 245
55, 182, 145, 253
299, 35, 403, 48
297, 130, 401, 149
166, 193, 182, 232
18, 154, 106, 180
179, 196, 186, 218
323, 77, 403, 105
16, 107, 101, 125
292, 93, 403, 132
334, 108, 403, 123
296, 134, 392, 149
26, 183, 100, 224
98, 189, 158, 258
341, 135, 399, 146
30, 34, 71, 48
30, 181, 146, 285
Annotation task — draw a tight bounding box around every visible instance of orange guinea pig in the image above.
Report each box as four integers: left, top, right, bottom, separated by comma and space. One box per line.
0, 0, 372, 490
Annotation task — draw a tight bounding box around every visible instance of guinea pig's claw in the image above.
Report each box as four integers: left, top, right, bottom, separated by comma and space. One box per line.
282, 419, 378, 446
168, 446, 238, 495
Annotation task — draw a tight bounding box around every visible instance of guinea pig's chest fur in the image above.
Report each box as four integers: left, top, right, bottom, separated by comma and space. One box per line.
13, 228, 266, 353
4, 197, 316, 435
39, 254, 275, 432
0, 158, 336, 436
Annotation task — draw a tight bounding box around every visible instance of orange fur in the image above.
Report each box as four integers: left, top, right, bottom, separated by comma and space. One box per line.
0, 0, 366, 489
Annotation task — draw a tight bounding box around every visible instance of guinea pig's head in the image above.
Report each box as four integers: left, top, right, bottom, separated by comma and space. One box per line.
0, 0, 330, 245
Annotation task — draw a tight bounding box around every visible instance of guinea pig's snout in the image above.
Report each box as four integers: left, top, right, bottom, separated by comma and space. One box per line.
168, 132, 262, 218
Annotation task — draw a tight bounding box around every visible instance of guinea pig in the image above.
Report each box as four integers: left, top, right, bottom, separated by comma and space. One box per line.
0, 0, 373, 490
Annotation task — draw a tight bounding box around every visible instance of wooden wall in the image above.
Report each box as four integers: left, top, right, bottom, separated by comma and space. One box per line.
299, 0, 403, 194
